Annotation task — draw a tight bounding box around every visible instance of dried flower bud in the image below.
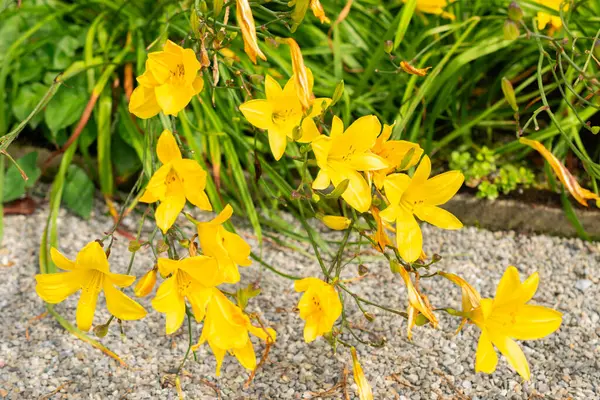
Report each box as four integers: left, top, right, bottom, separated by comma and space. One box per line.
501, 77, 518, 112
94, 323, 109, 338
358, 264, 369, 276
156, 240, 169, 254
128, 240, 141, 253
507, 1, 523, 22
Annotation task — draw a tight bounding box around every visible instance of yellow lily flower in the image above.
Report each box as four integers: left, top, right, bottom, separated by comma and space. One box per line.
467, 266, 562, 380
129, 40, 204, 118
369, 123, 423, 189
351, 347, 374, 400
196, 204, 252, 284
310, 116, 388, 213
35, 242, 146, 332
380, 155, 464, 262
152, 255, 221, 335
195, 290, 276, 376
140, 129, 212, 233
408, 0, 455, 20
396, 266, 437, 339
236, 0, 266, 64
319, 215, 351, 230
134, 268, 157, 297
294, 277, 342, 342
534, 0, 565, 30
239, 71, 331, 160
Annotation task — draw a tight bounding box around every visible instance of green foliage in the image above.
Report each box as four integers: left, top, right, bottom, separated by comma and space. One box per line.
3, 152, 40, 203
450, 147, 535, 200
63, 164, 94, 219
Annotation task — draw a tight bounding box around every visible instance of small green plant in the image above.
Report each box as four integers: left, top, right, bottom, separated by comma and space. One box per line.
450, 147, 534, 200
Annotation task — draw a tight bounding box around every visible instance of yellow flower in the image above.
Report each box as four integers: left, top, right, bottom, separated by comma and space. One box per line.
380, 155, 463, 262
35, 242, 146, 332
369, 123, 423, 189
294, 277, 342, 342
134, 268, 157, 297
319, 215, 351, 230
310, 116, 388, 213
236, 0, 266, 64
534, 0, 565, 30
239, 71, 331, 160
396, 265, 437, 339
409, 0, 455, 19
467, 266, 562, 380
140, 129, 212, 233
195, 290, 276, 376
286, 38, 312, 112
129, 40, 204, 118
196, 204, 252, 284
351, 347, 374, 400
152, 255, 221, 335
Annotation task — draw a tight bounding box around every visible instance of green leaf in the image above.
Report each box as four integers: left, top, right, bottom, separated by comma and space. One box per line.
44, 86, 87, 135
3, 152, 41, 203
63, 165, 94, 219
52, 36, 82, 70
12, 83, 47, 129
394, 0, 417, 50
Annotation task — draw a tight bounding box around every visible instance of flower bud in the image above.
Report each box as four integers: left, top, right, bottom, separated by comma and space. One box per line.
330, 80, 344, 107
364, 312, 375, 322
501, 77, 518, 112
503, 20, 520, 41
128, 240, 141, 253
507, 1, 523, 22
320, 215, 351, 230
383, 40, 394, 54
94, 323, 109, 338
134, 268, 158, 297
156, 240, 169, 254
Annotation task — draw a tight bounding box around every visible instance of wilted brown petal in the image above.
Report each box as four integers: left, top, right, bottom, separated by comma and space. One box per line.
236, 0, 266, 64
400, 61, 432, 77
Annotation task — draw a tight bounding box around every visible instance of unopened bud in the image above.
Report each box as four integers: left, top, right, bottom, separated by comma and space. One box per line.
199, 0, 208, 14
292, 125, 303, 141
311, 193, 320, 202
249, 74, 264, 85
503, 20, 520, 41
432, 254, 442, 263
364, 312, 375, 322
507, 1, 523, 22
501, 77, 518, 112
134, 268, 157, 297
331, 80, 344, 107
128, 240, 141, 253
94, 323, 109, 338
383, 40, 394, 54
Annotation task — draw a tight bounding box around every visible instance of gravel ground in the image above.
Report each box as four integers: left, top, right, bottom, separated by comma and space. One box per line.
0, 203, 598, 400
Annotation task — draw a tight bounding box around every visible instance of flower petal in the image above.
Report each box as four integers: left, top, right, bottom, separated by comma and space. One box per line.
329, 166, 372, 213
187, 285, 214, 322
76, 271, 103, 331
182, 48, 201, 85
172, 159, 212, 211
232, 338, 257, 371
268, 129, 288, 161
409, 155, 431, 189
265, 75, 283, 102
348, 152, 389, 172
155, 83, 195, 116
105, 273, 136, 288
155, 194, 186, 233
312, 169, 331, 190
297, 118, 320, 143
239, 100, 273, 130
414, 204, 462, 229
418, 170, 464, 206
303, 315, 320, 343
76, 241, 109, 273
140, 164, 171, 203
395, 209, 423, 263
494, 266, 522, 306
152, 276, 186, 335
50, 247, 76, 271
489, 332, 531, 380
222, 230, 252, 266
157, 129, 182, 164
475, 330, 498, 374
383, 173, 411, 205
103, 281, 147, 321
129, 86, 161, 119
508, 305, 562, 340
35, 271, 83, 304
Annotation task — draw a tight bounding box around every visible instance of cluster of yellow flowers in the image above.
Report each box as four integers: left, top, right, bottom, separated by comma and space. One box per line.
36, 129, 276, 375
33, 0, 568, 395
